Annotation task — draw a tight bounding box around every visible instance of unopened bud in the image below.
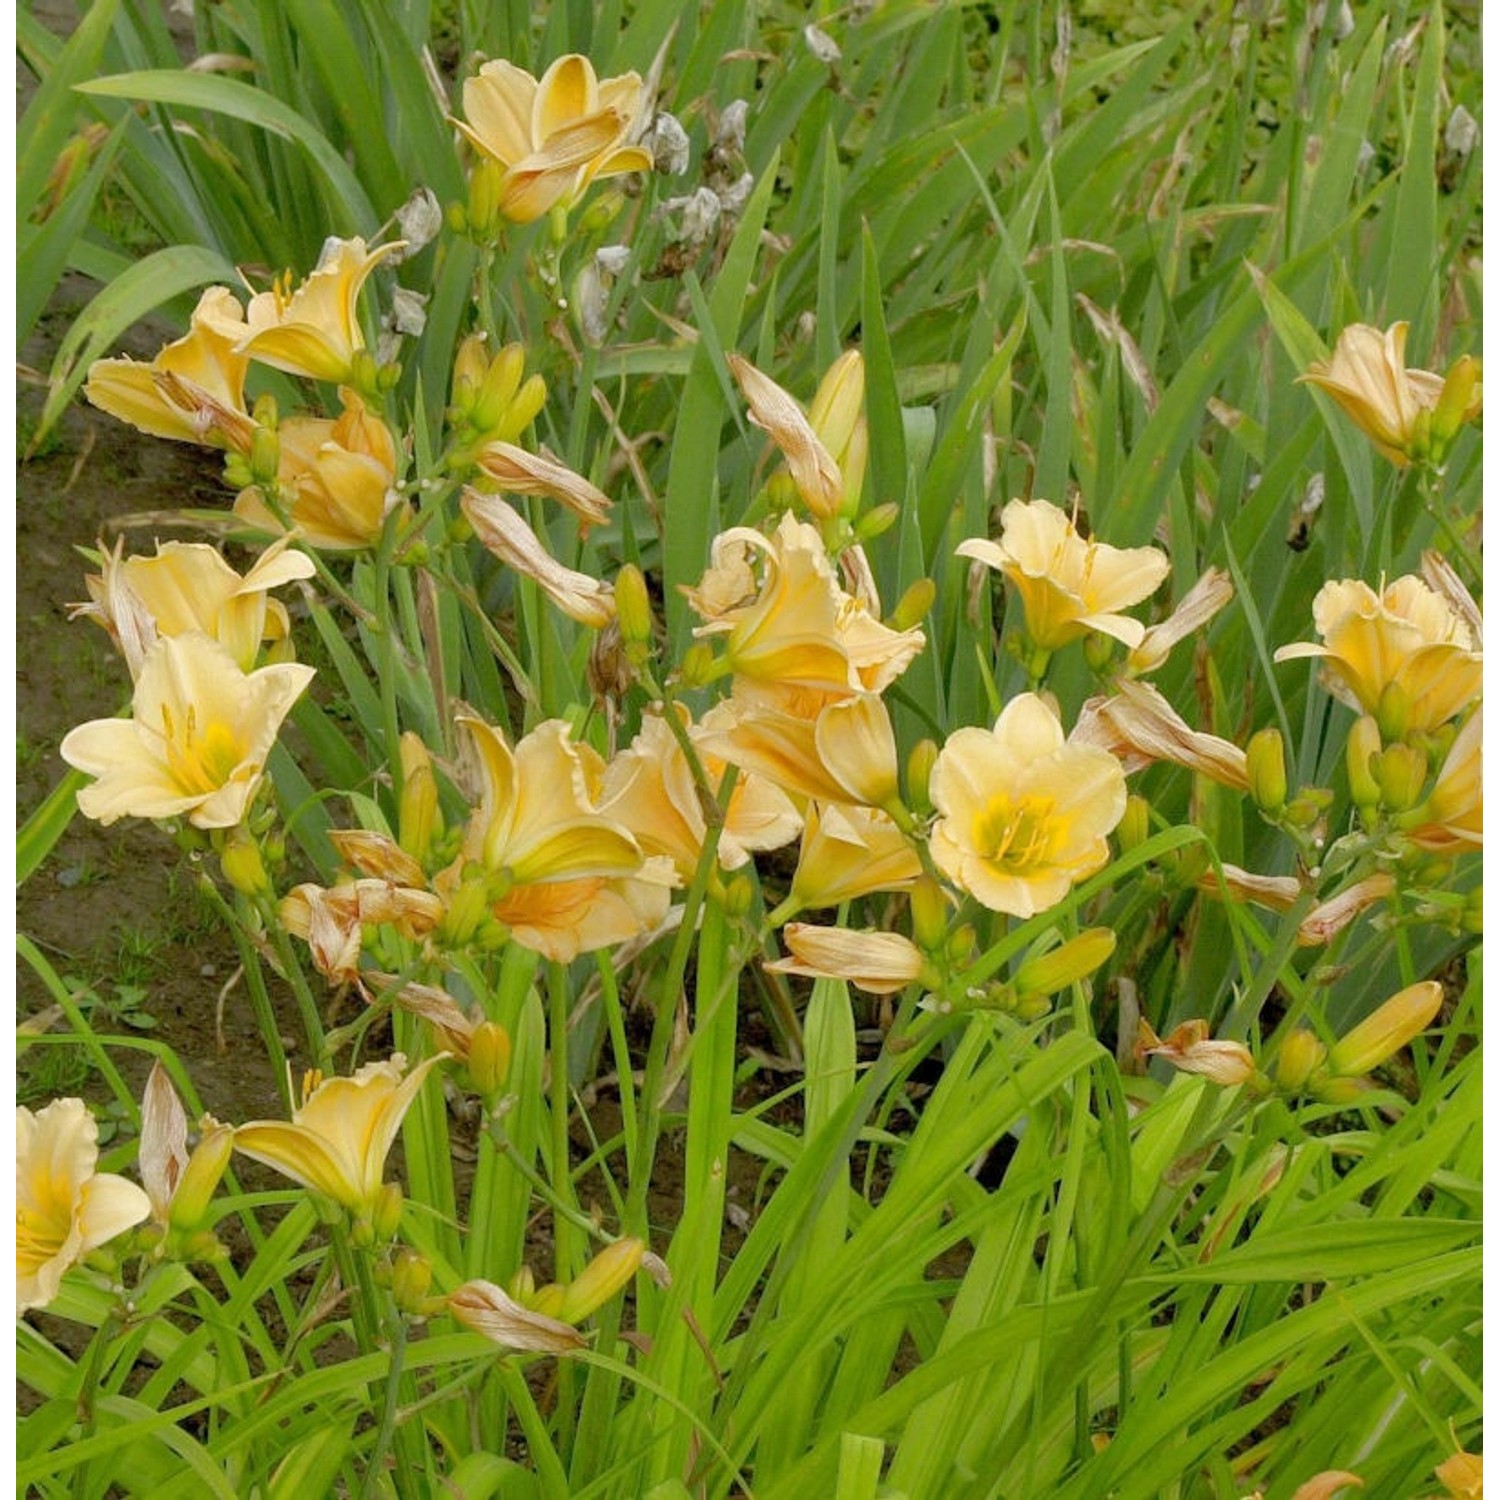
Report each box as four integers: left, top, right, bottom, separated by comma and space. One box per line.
1013, 928, 1116, 1001
576, 189, 624, 236
249, 426, 281, 488
910, 875, 949, 953
1373, 744, 1427, 812
946, 924, 976, 964
372, 1181, 404, 1241
887, 577, 935, 633
498, 374, 548, 443
1461, 885, 1483, 934
678, 641, 719, 688
445, 200, 469, 235
530, 1281, 567, 1318
440, 876, 491, 946
167, 1122, 234, 1234
1282, 786, 1332, 831
398, 733, 440, 866
905, 738, 938, 815
1118, 793, 1151, 853
558, 1237, 645, 1323
507, 1264, 536, 1302
1346, 716, 1383, 809
614, 564, 653, 646
391, 1248, 433, 1313
1245, 727, 1288, 813
1082, 631, 1116, 675
1327, 981, 1444, 1077
719, 873, 754, 919
1429, 354, 1482, 459
468, 159, 504, 237
854, 502, 900, 543
1273, 1029, 1328, 1092
348, 349, 379, 398
1375, 681, 1411, 743
220, 832, 270, 896
473, 343, 525, 430
468, 1020, 512, 1097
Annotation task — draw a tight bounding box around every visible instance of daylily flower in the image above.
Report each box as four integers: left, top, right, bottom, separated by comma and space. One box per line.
766, 924, 929, 994
1299, 321, 1481, 467
929, 694, 1126, 918
1296, 873, 1396, 947
686, 513, 924, 696
787, 802, 922, 911
472, 442, 613, 529
71, 536, 314, 675
600, 707, 801, 879
84, 286, 255, 452
1403, 712, 1482, 853
18, 1098, 151, 1315
1274, 576, 1482, 734
455, 54, 652, 223
234, 1053, 445, 1214
462, 490, 615, 626
729, 349, 867, 521
1137, 1019, 1258, 1087
138, 1063, 233, 1238
235, 389, 405, 551
448, 1278, 587, 1353
1073, 680, 1249, 791
239, 236, 403, 383
957, 499, 1170, 651
1433, 1450, 1483, 1499
60, 632, 314, 829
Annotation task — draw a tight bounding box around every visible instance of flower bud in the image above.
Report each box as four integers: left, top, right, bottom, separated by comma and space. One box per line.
468, 1020, 512, 1097
397, 733, 441, 865
1082, 631, 1116, 675
473, 343, 526, 431
372, 1181, 404, 1242
468, 159, 504, 238
558, 1237, 645, 1323
167, 1122, 235, 1235
507, 1264, 536, 1302
909, 875, 950, 953
530, 1281, 567, 1318
445, 200, 469, 235
1345, 715, 1383, 810
577, 189, 624, 236
440, 875, 491, 946
1372, 744, 1428, 813
1245, 727, 1288, 814
249, 426, 281, 489
614, 563, 653, 647
1326, 981, 1444, 1077
1461, 885, 1482, 935
887, 577, 935, 633
391, 1248, 433, 1314
1429, 354, 1481, 459
220, 832, 271, 897
1272, 1029, 1328, 1092
678, 641, 719, 688
1375, 680, 1411, 743
1114, 796, 1149, 856
1281, 786, 1332, 831
946, 924, 976, 964
719, 872, 754, 919
1013, 928, 1116, 1003
905, 738, 938, 816
853, 502, 900, 542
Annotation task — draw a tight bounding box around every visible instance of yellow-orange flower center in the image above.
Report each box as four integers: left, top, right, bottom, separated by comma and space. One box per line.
160, 705, 244, 795
976, 794, 1059, 872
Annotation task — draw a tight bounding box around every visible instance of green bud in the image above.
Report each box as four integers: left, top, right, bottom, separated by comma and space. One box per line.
853, 502, 900, 543
719, 873, 754, 919
1082, 631, 1115, 675
905, 739, 938, 816
445, 200, 469, 235
1245, 727, 1288, 814
249, 426, 281, 489
557, 1237, 644, 1323
910, 875, 950, 953
576, 188, 623, 235
1373, 744, 1428, 813
1118, 794, 1151, 854
251, 393, 279, 429
391, 1248, 433, 1314
1429, 355, 1481, 461
398, 732, 440, 866
1346, 716, 1383, 809
1013, 928, 1116, 1002
348, 349, 379, 397
473, 343, 526, 431
1272, 1029, 1328, 1092
678, 641, 719, 688
1461, 885, 1483, 934
496, 373, 548, 443
168, 1123, 234, 1235
468, 159, 504, 237
887, 577, 935, 633
220, 833, 270, 897
1282, 787, 1332, 831
372, 1181, 404, 1242
614, 563, 653, 646
1375, 681, 1411, 744
946, 924, 976, 964
440, 876, 491, 947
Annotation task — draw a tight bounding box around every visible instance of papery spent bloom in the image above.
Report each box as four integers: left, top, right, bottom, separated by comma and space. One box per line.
694, 688, 901, 809
686, 513, 924, 696
1296, 873, 1396, 947
1433, 1450, 1483, 1499
462, 490, 615, 626
1199, 863, 1303, 914
729, 349, 867, 521
930, 694, 1127, 918
1404, 712, 1482, 853
280, 879, 445, 986
600, 708, 801, 880
766, 924, 928, 995
788, 801, 922, 911
234, 388, 405, 551
138, 1062, 233, 1237
18, 1098, 151, 1315
1126, 566, 1234, 674
1298, 321, 1481, 467
239, 236, 403, 383
234, 1053, 445, 1213
1274, 576, 1482, 733
957, 499, 1170, 651
1136, 1019, 1259, 1088
448, 1278, 587, 1353
71, 536, 314, 675
84, 286, 255, 452
472, 441, 613, 530
456, 54, 652, 223
59, 632, 314, 829
1073, 679, 1249, 791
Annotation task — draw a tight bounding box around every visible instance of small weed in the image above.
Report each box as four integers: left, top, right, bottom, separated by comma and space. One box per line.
65, 974, 161, 1033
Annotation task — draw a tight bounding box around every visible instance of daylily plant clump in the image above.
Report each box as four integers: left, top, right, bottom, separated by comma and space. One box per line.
18, 16, 1481, 1500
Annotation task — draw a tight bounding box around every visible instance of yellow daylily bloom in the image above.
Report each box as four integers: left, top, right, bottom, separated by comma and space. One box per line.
686, 513, 924, 696
789, 802, 922, 911
456, 54, 651, 223
84, 286, 255, 451
234, 1053, 445, 1214
462, 490, 616, 626
72, 536, 314, 674
235, 389, 405, 550
1433, 1450, 1483, 1499
600, 707, 802, 880
766, 923, 929, 995
1404, 712, 1482, 853
729, 349, 867, 521
1274, 576, 1482, 733
958, 499, 1170, 651
18, 1098, 151, 1315
239, 236, 403, 383
1299, 321, 1481, 467
59, 632, 314, 829
930, 694, 1126, 918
